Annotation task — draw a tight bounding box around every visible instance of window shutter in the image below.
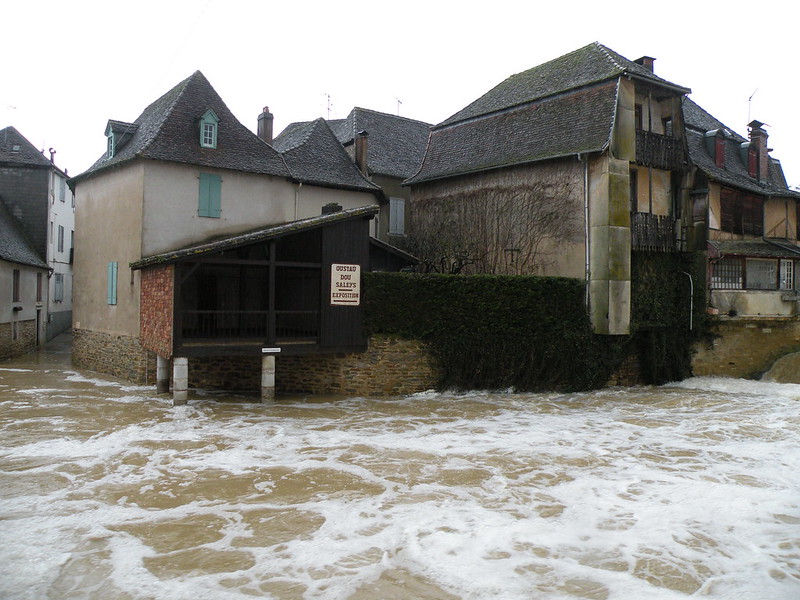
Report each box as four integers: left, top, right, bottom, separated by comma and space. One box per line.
107, 262, 118, 305
199, 173, 221, 217
389, 197, 405, 235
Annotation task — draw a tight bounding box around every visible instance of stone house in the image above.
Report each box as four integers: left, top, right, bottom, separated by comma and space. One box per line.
683, 98, 800, 317
405, 42, 693, 335
69, 71, 414, 400
275, 107, 431, 248
0, 126, 75, 341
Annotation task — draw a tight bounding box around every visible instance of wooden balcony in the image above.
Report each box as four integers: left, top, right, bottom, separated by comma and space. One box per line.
631, 212, 675, 252
635, 130, 686, 171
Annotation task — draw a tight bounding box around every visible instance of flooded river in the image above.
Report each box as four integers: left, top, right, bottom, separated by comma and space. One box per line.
1, 336, 799, 600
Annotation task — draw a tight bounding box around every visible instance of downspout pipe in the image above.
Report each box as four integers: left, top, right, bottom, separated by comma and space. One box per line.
578, 152, 590, 306
294, 182, 303, 220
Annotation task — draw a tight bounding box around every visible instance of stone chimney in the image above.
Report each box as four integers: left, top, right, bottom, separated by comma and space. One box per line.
748, 120, 770, 181
257, 106, 274, 145
355, 130, 368, 176
634, 56, 656, 72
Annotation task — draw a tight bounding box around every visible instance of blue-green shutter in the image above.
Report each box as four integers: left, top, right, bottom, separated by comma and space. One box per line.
199, 173, 221, 217
107, 261, 118, 305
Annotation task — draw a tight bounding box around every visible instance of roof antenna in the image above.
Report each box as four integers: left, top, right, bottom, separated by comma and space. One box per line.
325, 93, 332, 120
396, 98, 403, 116
747, 88, 758, 124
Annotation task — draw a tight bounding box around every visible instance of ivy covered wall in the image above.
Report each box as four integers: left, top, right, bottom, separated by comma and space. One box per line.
364, 251, 706, 392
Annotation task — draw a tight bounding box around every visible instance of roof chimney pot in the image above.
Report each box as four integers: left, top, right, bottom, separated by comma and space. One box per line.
634, 56, 656, 72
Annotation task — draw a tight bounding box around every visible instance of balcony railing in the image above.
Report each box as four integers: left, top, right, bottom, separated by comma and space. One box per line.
635, 130, 686, 171
631, 212, 675, 252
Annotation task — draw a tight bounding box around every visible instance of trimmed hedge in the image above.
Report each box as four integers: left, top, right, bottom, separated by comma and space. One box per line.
364, 252, 707, 392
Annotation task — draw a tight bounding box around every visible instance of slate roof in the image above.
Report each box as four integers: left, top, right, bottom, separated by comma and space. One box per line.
683, 98, 799, 198
439, 42, 690, 127
271, 118, 380, 194
131, 205, 380, 270
407, 42, 690, 185
275, 108, 431, 181
328, 108, 431, 179
406, 81, 619, 184
0, 198, 48, 269
0, 126, 54, 169
71, 71, 290, 184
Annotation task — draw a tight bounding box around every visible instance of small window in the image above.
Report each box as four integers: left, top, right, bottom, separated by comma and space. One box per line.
389, 197, 405, 235
746, 258, 778, 290
13, 269, 21, 302
199, 109, 219, 149
107, 262, 118, 305
54, 273, 64, 302
634, 104, 643, 131
59, 178, 66, 203
662, 117, 673, 137
107, 133, 115, 158
198, 173, 222, 218
57, 225, 65, 253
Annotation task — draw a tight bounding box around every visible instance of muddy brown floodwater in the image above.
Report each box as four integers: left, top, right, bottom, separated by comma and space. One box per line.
1, 334, 799, 599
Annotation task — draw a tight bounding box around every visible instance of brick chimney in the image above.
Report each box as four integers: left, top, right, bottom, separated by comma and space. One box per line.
257, 106, 274, 145
355, 130, 368, 176
634, 56, 656, 72
748, 120, 770, 181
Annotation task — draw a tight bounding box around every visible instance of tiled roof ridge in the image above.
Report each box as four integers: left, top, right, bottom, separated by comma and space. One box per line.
351, 106, 431, 126
594, 42, 624, 72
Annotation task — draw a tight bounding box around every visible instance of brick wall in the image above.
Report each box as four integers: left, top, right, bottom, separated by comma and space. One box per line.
139, 265, 174, 358
692, 317, 800, 378
0, 319, 37, 361
72, 328, 156, 384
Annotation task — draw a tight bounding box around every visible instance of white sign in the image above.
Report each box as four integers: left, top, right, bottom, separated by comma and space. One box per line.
330, 264, 361, 306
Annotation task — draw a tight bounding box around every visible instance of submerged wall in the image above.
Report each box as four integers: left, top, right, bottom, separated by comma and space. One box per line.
692, 317, 800, 379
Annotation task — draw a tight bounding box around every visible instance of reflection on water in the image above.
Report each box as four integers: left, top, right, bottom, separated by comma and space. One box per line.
1, 335, 799, 599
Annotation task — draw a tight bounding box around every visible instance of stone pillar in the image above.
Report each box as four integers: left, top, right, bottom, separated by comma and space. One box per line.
173, 356, 188, 406
261, 355, 276, 402
156, 355, 170, 394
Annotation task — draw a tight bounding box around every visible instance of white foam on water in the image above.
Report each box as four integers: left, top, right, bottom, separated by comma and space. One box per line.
1, 369, 799, 599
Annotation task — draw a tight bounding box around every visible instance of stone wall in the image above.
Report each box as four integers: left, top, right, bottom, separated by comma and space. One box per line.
692, 317, 800, 379
0, 319, 37, 362
184, 336, 439, 397
72, 328, 156, 384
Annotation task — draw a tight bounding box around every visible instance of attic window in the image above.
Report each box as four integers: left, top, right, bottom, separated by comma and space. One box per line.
106, 132, 115, 158
199, 109, 219, 149
11, 144, 20, 152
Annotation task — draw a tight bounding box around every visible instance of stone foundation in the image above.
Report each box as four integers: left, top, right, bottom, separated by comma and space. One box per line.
692, 317, 800, 379
0, 319, 38, 362
186, 336, 438, 397
72, 328, 156, 384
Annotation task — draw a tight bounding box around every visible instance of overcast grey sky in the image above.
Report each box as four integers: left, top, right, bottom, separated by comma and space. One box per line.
4, 0, 798, 187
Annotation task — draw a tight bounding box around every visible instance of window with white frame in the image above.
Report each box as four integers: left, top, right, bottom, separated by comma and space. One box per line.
780, 259, 795, 290
199, 109, 219, 149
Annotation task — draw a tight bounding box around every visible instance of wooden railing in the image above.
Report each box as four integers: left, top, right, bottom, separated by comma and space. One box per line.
635, 130, 686, 170
631, 212, 675, 252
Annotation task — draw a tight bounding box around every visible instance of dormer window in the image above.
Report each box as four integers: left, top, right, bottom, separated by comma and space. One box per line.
747, 145, 759, 179
106, 131, 115, 158
714, 133, 725, 168
199, 109, 219, 149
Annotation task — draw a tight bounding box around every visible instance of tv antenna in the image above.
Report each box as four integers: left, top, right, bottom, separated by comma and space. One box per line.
396, 98, 403, 116
747, 88, 758, 124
